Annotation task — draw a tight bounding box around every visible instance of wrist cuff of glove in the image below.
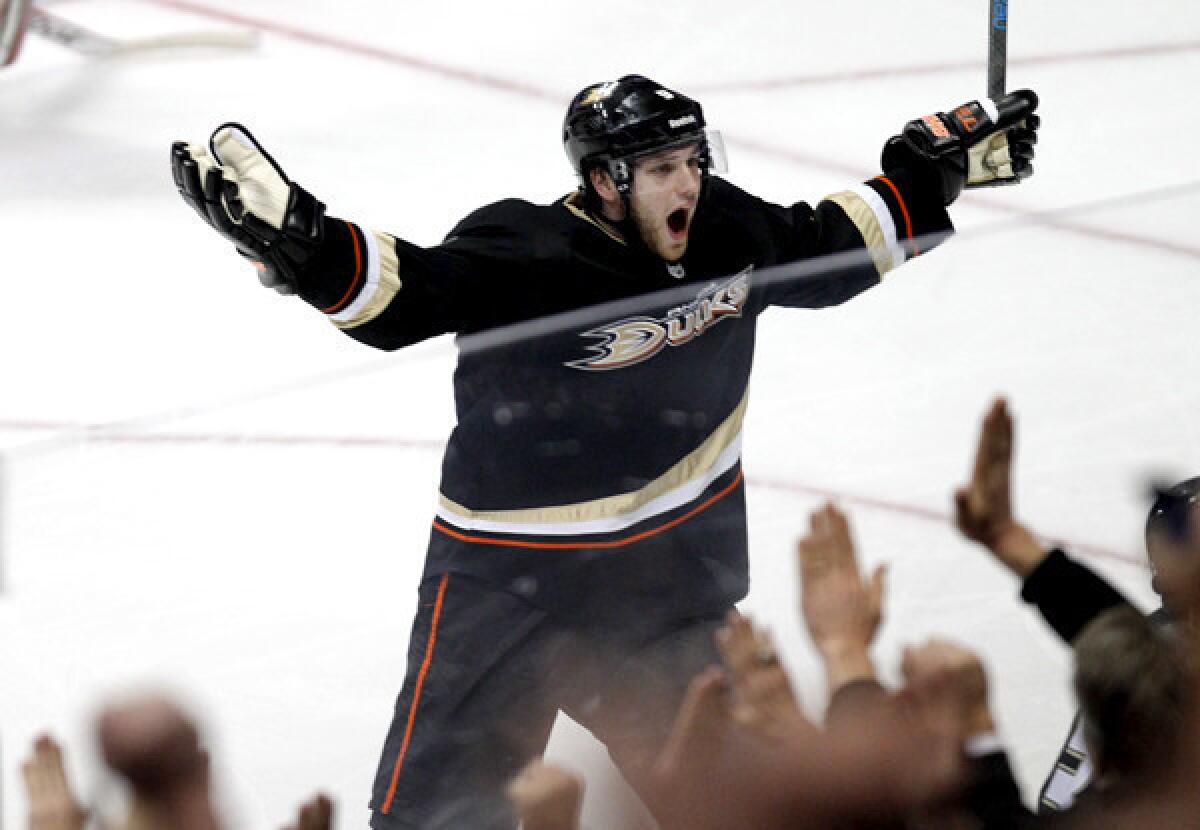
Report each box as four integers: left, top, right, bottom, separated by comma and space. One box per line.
881, 135, 965, 206
869, 167, 954, 251
293, 218, 362, 310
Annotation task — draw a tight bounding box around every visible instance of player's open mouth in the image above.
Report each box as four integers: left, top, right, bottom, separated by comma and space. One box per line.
667, 208, 689, 239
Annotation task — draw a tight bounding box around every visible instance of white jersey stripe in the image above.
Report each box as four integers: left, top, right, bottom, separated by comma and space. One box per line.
329, 224, 382, 323
850, 183, 906, 270
436, 434, 743, 537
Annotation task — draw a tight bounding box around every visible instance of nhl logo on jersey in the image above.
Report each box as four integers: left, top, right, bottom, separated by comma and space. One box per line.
567, 269, 751, 371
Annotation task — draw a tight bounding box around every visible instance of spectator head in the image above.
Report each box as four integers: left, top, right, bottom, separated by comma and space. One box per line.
1145, 477, 1200, 612
1073, 606, 1191, 787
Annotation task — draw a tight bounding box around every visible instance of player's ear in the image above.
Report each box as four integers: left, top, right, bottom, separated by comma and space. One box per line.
588, 167, 623, 218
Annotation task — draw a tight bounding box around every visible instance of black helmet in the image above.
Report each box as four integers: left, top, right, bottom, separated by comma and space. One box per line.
1147, 477, 1200, 545
563, 74, 710, 194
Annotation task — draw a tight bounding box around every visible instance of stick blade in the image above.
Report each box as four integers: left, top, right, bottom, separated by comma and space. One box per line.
0, 0, 31, 67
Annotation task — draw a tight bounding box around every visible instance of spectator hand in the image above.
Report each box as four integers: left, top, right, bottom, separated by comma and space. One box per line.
281, 794, 333, 830
899, 639, 995, 742
507, 761, 584, 830
797, 504, 885, 692
22, 735, 87, 830
716, 611, 812, 742
954, 398, 1046, 577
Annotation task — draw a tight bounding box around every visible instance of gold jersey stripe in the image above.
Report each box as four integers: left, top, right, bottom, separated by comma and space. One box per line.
438, 390, 749, 526
334, 230, 403, 330
563, 191, 626, 246
825, 190, 895, 277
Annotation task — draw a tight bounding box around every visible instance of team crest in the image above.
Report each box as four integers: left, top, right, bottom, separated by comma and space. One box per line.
567, 270, 751, 371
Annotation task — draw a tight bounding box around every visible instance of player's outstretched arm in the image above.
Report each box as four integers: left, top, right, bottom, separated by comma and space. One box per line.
883, 90, 1040, 206
170, 126, 487, 350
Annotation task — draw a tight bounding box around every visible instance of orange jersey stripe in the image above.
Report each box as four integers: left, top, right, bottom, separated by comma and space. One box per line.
432, 469, 744, 551
320, 221, 364, 314
380, 572, 451, 814
873, 175, 918, 256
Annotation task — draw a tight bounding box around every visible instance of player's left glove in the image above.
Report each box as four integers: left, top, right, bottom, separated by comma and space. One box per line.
170, 123, 326, 295
882, 89, 1039, 206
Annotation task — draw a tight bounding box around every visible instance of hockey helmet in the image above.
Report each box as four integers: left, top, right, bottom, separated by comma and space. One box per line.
1147, 477, 1200, 546
563, 74, 725, 194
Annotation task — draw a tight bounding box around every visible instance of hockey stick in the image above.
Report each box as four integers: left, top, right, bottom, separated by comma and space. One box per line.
4, 1, 257, 63
29, 6, 258, 55
0, 0, 31, 66
988, 0, 1008, 99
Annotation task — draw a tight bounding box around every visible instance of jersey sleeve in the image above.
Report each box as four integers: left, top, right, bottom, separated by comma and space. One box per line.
288, 201, 535, 351
1019, 548, 1133, 642
762, 166, 954, 309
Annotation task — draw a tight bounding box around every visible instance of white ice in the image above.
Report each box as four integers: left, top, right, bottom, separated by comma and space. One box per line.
2, 0, 1199, 827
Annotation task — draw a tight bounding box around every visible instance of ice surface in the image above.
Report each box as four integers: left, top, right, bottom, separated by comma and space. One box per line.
2, 1, 1199, 827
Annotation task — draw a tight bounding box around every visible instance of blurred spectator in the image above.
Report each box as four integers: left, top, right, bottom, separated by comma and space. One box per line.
24, 694, 334, 830
1038, 479, 1198, 812
1071, 606, 1188, 805
954, 398, 1195, 817
96, 693, 219, 830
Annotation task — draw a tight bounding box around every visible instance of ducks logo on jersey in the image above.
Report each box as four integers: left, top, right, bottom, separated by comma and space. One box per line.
567, 269, 750, 371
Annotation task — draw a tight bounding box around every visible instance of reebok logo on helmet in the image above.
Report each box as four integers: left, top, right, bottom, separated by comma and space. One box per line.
668, 115, 697, 130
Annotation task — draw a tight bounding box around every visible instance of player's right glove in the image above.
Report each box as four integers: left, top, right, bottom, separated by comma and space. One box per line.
882, 90, 1039, 206
170, 124, 326, 295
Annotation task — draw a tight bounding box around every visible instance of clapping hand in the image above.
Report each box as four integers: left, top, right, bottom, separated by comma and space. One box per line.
716, 611, 812, 742
954, 399, 1047, 577
797, 504, 885, 693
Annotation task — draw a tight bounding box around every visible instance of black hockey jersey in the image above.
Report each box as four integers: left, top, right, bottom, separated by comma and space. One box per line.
296, 171, 952, 621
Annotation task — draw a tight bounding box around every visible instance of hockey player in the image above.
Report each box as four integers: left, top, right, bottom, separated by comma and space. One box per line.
171, 75, 1039, 829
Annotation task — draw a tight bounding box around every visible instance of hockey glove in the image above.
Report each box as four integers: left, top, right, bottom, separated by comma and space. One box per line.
882, 90, 1039, 206
170, 123, 325, 294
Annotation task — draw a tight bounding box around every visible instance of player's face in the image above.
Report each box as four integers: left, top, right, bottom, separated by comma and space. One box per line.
1146, 526, 1198, 616
628, 143, 703, 262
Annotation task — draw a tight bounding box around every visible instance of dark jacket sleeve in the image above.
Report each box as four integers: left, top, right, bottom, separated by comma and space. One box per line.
1020, 548, 1132, 643
287, 202, 534, 351
962, 750, 1040, 828
761, 165, 954, 309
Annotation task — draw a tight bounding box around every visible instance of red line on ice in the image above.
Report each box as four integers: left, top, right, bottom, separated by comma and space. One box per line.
687, 39, 1200, 93
0, 419, 1143, 567
134, 0, 1200, 263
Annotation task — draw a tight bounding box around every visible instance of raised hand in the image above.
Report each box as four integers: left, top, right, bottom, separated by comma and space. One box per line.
899, 639, 996, 742
22, 735, 87, 830
507, 762, 584, 830
281, 794, 333, 830
797, 504, 885, 693
715, 611, 811, 742
954, 398, 1046, 576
